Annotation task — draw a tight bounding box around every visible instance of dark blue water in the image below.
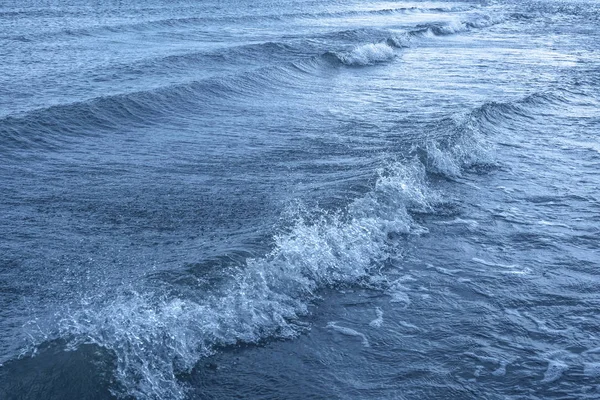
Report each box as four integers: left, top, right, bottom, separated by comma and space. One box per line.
1, 0, 599, 398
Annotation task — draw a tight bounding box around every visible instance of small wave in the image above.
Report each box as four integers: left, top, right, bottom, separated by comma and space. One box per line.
417, 89, 580, 179
386, 33, 412, 48
308, 4, 473, 20
334, 43, 396, 66
49, 157, 436, 398
317, 27, 393, 43
0, 63, 308, 151
411, 13, 507, 37
469, 90, 575, 133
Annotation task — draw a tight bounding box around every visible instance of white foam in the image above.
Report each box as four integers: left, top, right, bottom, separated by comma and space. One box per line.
435, 266, 461, 276
425, 141, 462, 176
437, 19, 468, 35
387, 33, 412, 48
421, 123, 492, 177
340, 43, 395, 66
369, 307, 384, 328
386, 276, 414, 306
389, 290, 411, 306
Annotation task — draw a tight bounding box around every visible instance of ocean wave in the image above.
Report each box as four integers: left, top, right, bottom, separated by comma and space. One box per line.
315, 10, 512, 50
8, 87, 569, 398
13, 94, 503, 399
470, 90, 575, 129
332, 42, 397, 66
55, 163, 429, 397
411, 12, 507, 37
0, 64, 309, 151
317, 11, 511, 63
407, 90, 585, 180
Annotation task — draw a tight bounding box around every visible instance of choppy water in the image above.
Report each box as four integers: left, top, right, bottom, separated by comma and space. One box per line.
1, 0, 599, 398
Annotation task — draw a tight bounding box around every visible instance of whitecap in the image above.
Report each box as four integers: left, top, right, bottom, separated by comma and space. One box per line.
339, 43, 395, 66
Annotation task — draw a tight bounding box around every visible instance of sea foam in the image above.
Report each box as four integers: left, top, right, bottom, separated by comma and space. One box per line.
339, 43, 396, 66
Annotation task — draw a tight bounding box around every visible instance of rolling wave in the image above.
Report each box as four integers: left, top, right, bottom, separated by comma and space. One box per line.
16, 90, 533, 398
412, 12, 507, 36
0, 9, 514, 153
329, 42, 397, 66
0, 64, 311, 151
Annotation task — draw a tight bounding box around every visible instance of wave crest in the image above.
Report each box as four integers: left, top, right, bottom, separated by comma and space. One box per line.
336, 43, 396, 66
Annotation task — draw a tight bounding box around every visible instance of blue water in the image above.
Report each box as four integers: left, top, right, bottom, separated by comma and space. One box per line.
1, 0, 599, 398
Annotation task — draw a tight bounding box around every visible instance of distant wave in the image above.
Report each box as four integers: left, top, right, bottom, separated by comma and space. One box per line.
2, 4, 476, 42
317, 12, 510, 66
412, 13, 507, 36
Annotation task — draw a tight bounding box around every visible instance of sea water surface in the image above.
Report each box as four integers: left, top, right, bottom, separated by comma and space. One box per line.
1, 0, 599, 398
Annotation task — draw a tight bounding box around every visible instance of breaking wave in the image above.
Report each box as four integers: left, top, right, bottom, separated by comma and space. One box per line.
13, 91, 527, 398
412, 13, 507, 36
18, 87, 587, 397
333, 42, 397, 66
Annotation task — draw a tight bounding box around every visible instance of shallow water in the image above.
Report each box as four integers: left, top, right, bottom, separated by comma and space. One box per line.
1, 0, 599, 398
